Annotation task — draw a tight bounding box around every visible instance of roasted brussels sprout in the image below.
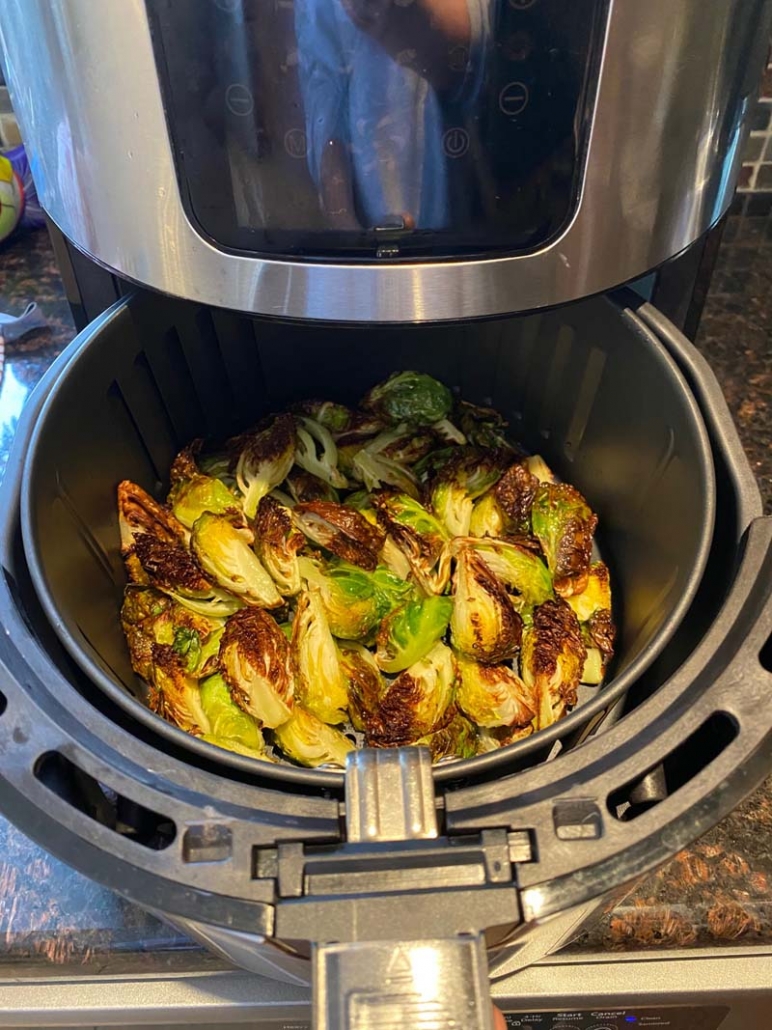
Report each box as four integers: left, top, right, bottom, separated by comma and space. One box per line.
169, 471, 242, 530
431, 419, 466, 445
352, 446, 420, 498
371, 491, 451, 595
295, 416, 349, 490
219, 608, 294, 728
292, 589, 350, 725
298, 556, 412, 640
235, 413, 296, 518
273, 707, 355, 768
148, 644, 212, 736
566, 561, 615, 683
429, 448, 508, 537
293, 400, 352, 434
455, 654, 534, 729
199, 672, 265, 752
531, 483, 598, 597
450, 547, 523, 664
361, 371, 453, 426
167, 588, 244, 619
469, 492, 506, 539
453, 537, 553, 608
415, 710, 478, 761
520, 599, 586, 730
456, 400, 515, 452
293, 500, 386, 571
494, 462, 539, 534
525, 454, 557, 484
285, 467, 339, 505
340, 643, 383, 733
254, 495, 305, 596
191, 512, 282, 608
375, 596, 453, 674
566, 562, 612, 622
118, 481, 213, 596
366, 642, 457, 747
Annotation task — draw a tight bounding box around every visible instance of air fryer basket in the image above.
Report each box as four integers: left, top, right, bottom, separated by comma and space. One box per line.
20, 291, 715, 784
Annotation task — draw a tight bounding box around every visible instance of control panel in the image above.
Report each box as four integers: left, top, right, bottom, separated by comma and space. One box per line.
503, 1008, 729, 1030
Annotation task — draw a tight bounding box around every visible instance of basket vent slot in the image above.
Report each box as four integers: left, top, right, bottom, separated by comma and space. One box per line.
34, 751, 176, 850
0, 689, 6, 717
607, 711, 738, 821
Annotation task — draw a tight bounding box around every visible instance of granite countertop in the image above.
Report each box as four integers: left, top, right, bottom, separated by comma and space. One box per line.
0, 215, 771, 973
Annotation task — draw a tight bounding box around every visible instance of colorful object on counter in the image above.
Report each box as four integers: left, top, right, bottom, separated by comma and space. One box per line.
0, 145, 44, 244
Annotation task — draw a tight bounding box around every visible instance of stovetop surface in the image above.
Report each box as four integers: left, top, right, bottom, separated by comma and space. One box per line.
0, 202, 771, 975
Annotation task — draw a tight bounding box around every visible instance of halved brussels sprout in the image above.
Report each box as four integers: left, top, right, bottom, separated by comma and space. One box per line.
292, 589, 350, 725
453, 537, 553, 608
293, 400, 352, 434
494, 462, 539, 534
273, 707, 355, 768
293, 500, 385, 571
352, 448, 420, 499
375, 596, 453, 674
235, 413, 296, 518
371, 491, 451, 595
200, 672, 265, 751
415, 709, 478, 761
429, 448, 509, 537
566, 562, 612, 622
361, 371, 453, 426
531, 483, 598, 597
520, 599, 586, 730
525, 454, 557, 484
295, 417, 349, 490
147, 644, 211, 736
455, 654, 534, 729
456, 400, 515, 452
254, 495, 305, 596
340, 643, 383, 734
191, 512, 282, 608
169, 474, 242, 531
366, 641, 457, 747
298, 556, 411, 640
450, 547, 523, 664
219, 608, 294, 728
285, 467, 339, 505
469, 492, 506, 539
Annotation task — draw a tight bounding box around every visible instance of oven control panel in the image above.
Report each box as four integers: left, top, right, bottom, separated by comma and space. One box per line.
503, 1009, 729, 1029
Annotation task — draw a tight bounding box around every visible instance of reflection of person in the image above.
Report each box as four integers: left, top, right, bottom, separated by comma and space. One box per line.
295, 0, 491, 232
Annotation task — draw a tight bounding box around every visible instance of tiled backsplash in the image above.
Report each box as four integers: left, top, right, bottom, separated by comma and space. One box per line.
740, 46, 772, 192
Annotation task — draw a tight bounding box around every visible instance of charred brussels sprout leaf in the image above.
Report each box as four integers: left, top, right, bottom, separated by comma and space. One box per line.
429, 448, 509, 537
199, 672, 265, 752
375, 596, 453, 674
340, 643, 384, 733
415, 710, 478, 761
254, 495, 305, 596
147, 644, 211, 736
520, 599, 586, 730
235, 413, 296, 519
285, 468, 339, 505
292, 589, 350, 725
361, 371, 452, 427
455, 654, 534, 729
454, 537, 553, 608
456, 400, 516, 452
293, 500, 385, 571
219, 608, 294, 728
531, 483, 598, 597
372, 491, 451, 595
450, 547, 523, 665
494, 462, 539, 534
191, 512, 282, 608
273, 707, 355, 768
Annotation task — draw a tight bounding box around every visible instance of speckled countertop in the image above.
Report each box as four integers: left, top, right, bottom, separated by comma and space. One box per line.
0, 215, 771, 972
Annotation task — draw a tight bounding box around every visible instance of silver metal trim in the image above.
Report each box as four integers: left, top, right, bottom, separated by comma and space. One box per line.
345, 747, 438, 843
0, 0, 769, 321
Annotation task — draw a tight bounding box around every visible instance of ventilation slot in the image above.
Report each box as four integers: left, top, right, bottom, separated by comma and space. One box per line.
607, 712, 738, 821
0, 689, 6, 717
34, 752, 175, 850
759, 632, 772, 673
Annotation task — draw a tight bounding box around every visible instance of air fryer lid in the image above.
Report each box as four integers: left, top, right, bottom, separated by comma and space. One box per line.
19, 292, 714, 785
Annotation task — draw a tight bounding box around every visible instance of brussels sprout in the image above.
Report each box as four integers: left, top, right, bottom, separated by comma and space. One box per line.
352, 448, 420, 498
168, 588, 244, 619
191, 512, 282, 608
476, 722, 534, 753
531, 483, 598, 597
413, 446, 459, 483
366, 642, 457, 747
200, 735, 272, 760
198, 450, 236, 486
118, 480, 213, 596
375, 596, 453, 674
494, 462, 539, 534
469, 492, 506, 539
298, 556, 411, 640
415, 710, 478, 761
361, 371, 453, 426
520, 599, 586, 730
295, 417, 349, 490
525, 454, 557, 484
199, 672, 265, 751
121, 586, 221, 682
581, 647, 605, 685
455, 654, 534, 728
429, 448, 509, 537
371, 491, 451, 595
219, 608, 294, 728
292, 589, 350, 725
431, 419, 466, 445
273, 707, 355, 768
235, 413, 296, 518
147, 644, 211, 736
566, 562, 612, 622
285, 468, 339, 505
169, 473, 242, 531
293, 500, 385, 571
453, 537, 553, 608
379, 535, 413, 580
456, 400, 515, 452
254, 496, 305, 596
340, 643, 383, 733
450, 547, 523, 665
293, 399, 352, 434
